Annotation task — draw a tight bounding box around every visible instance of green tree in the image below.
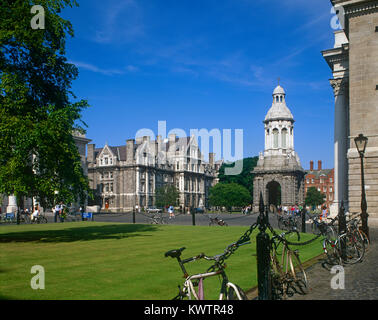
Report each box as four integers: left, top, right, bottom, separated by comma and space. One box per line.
0, 0, 91, 208
209, 183, 252, 212
217, 157, 258, 195
305, 187, 326, 208
155, 184, 179, 209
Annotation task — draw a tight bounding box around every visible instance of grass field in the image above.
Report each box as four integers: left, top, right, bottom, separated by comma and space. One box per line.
0, 222, 324, 300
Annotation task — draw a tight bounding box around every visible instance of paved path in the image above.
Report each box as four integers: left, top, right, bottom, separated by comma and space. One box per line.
288, 227, 378, 300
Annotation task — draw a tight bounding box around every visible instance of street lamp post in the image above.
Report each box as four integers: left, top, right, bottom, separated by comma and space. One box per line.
354, 133, 369, 240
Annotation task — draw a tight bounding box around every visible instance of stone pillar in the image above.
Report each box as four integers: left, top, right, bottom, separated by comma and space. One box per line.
330, 78, 349, 215
7, 195, 18, 213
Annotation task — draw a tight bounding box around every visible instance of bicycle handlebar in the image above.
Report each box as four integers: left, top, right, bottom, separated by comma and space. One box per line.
272, 229, 300, 247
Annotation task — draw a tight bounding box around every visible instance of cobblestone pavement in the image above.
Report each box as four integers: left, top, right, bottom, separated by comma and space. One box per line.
288, 227, 378, 300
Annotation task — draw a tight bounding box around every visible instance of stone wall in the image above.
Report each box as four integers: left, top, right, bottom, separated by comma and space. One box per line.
347, 7, 378, 218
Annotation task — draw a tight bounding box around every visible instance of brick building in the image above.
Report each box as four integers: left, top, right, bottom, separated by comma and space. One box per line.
305, 160, 335, 209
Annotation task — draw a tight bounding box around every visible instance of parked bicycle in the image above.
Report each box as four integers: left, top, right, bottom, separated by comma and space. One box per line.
209, 216, 228, 226
347, 215, 370, 251
150, 212, 168, 225
31, 214, 48, 224
276, 213, 299, 231
308, 212, 337, 240
323, 219, 365, 265
270, 230, 308, 299
165, 241, 250, 300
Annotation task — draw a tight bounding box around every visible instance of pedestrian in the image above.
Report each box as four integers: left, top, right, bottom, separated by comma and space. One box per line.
321, 206, 328, 221
168, 205, 175, 219
31, 206, 39, 222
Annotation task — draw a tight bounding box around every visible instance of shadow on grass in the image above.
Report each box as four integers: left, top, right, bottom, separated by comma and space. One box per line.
0, 224, 159, 243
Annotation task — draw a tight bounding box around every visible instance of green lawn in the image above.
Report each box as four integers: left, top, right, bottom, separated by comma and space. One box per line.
0, 222, 324, 300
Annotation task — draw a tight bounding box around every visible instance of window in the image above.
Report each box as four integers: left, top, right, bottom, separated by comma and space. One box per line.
110, 183, 113, 192
281, 128, 287, 148
104, 157, 108, 165
330, 178, 333, 183
311, 179, 314, 184
306, 179, 309, 184
273, 129, 279, 148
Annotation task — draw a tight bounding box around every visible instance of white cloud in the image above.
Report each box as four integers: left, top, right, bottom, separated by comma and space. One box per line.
69, 60, 139, 76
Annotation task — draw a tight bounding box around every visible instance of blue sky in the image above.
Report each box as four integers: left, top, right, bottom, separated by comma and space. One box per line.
62, 0, 337, 170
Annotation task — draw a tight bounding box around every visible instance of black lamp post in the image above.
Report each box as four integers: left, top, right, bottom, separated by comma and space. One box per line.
354, 133, 369, 240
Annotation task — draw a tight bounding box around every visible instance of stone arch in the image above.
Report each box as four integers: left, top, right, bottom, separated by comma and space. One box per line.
265, 180, 282, 211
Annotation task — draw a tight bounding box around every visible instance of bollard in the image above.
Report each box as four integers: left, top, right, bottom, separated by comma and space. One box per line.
132, 208, 136, 224
301, 209, 306, 233
338, 201, 346, 260
191, 207, 196, 226
256, 193, 272, 300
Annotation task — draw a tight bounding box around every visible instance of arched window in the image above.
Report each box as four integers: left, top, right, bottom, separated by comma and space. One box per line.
281, 128, 287, 148
273, 129, 279, 148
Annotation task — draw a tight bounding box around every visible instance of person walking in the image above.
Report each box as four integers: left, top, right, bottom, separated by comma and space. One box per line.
31, 206, 39, 222
168, 205, 175, 219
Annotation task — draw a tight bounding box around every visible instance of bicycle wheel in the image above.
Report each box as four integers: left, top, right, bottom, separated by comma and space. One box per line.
342, 232, 365, 264
323, 238, 340, 266
358, 229, 370, 251
290, 251, 308, 295
227, 284, 248, 300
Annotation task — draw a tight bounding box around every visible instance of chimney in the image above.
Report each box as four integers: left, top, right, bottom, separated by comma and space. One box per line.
310, 160, 314, 171
126, 139, 135, 164
87, 144, 95, 163
318, 160, 322, 171
209, 153, 215, 165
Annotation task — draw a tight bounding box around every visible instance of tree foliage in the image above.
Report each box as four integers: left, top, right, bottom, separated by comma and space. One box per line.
217, 157, 258, 195
0, 0, 90, 207
155, 184, 179, 208
209, 183, 252, 210
305, 187, 326, 208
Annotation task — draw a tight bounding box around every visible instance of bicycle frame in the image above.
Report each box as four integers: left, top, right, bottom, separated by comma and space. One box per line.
181, 268, 243, 300
166, 243, 249, 300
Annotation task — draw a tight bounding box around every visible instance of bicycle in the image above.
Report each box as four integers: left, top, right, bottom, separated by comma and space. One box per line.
150, 212, 168, 224
347, 215, 370, 251
276, 213, 299, 232
309, 213, 337, 241
31, 214, 48, 224
323, 222, 365, 266
270, 230, 308, 299
209, 216, 228, 226
165, 241, 249, 300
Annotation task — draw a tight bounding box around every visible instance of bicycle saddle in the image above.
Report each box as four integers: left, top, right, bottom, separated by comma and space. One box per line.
165, 247, 186, 258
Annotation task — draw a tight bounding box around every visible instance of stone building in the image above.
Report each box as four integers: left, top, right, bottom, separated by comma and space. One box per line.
305, 161, 335, 209
86, 134, 221, 212
322, 0, 378, 220
253, 85, 305, 212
